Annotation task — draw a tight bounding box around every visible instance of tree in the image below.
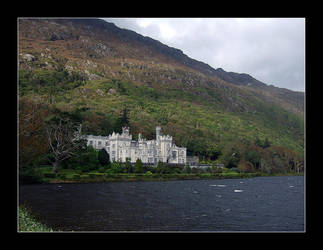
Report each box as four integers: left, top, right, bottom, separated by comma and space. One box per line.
19, 97, 50, 169
134, 158, 144, 173
45, 115, 86, 173
120, 107, 130, 127
124, 158, 133, 173
98, 148, 110, 166
114, 107, 130, 133
263, 137, 271, 148
245, 149, 261, 169
237, 160, 255, 173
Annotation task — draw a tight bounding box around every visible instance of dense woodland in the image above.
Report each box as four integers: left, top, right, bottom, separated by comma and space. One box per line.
18, 67, 304, 180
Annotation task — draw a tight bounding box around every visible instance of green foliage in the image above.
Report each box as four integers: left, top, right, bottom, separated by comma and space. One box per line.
109, 161, 124, 174
255, 136, 271, 149
245, 150, 261, 169
18, 206, 54, 232
98, 148, 110, 166
62, 145, 100, 172
185, 164, 192, 173
19, 60, 304, 175
43, 172, 57, 178
144, 171, 153, 176
73, 174, 81, 179
114, 107, 130, 133
134, 159, 144, 173
19, 166, 43, 184
124, 158, 133, 173
19, 68, 86, 96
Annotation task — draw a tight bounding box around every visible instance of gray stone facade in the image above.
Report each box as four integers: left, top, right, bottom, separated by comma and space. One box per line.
87, 126, 186, 164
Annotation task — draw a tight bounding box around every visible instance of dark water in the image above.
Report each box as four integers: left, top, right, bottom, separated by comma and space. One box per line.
19, 176, 304, 232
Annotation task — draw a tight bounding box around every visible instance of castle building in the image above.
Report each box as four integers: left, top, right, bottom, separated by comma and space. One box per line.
87, 126, 187, 164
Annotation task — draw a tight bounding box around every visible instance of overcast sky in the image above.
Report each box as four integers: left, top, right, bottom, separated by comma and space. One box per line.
102, 18, 305, 92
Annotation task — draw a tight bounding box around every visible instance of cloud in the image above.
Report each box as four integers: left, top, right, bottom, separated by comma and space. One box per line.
102, 18, 305, 92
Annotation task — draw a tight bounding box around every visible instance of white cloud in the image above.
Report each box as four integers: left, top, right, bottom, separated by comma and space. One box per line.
102, 18, 305, 92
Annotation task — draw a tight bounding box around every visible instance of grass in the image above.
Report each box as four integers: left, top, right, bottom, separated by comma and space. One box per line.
32, 166, 300, 183
18, 206, 55, 232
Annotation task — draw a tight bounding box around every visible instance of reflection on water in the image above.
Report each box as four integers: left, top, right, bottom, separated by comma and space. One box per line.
19, 176, 304, 231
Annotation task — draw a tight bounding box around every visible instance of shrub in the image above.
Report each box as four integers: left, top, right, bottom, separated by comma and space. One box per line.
57, 173, 66, 180
134, 159, 144, 173
237, 160, 255, 173
144, 171, 153, 176
43, 172, 57, 178
18, 206, 54, 232
73, 174, 80, 179
199, 173, 211, 178
229, 167, 239, 173
110, 162, 124, 173
19, 167, 43, 184
98, 167, 105, 173
191, 167, 198, 174
184, 165, 192, 173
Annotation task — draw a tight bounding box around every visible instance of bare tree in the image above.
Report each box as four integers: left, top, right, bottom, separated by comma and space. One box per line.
46, 116, 86, 173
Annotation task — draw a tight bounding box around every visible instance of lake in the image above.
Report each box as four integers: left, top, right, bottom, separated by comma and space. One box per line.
19, 176, 305, 232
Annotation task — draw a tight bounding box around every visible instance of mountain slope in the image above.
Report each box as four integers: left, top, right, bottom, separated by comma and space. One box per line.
18, 18, 305, 162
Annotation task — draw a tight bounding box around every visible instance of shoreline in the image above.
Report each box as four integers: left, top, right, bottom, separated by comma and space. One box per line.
27, 172, 304, 185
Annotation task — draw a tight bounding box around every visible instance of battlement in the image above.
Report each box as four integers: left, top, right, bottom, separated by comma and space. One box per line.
87, 135, 109, 140
86, 125, 186, 164
109, 132, 132, 140
159, 135, 172, 141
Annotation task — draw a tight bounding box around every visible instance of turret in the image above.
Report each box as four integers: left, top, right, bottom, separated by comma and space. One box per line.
122, 126, 129, 136
156, 126, 161, 140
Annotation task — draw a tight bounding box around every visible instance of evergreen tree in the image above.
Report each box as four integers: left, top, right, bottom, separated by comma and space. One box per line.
125, 158, 132, 173
114, 107, 130, 133
98, 148, 110, 166
134, 158, 144, 173
120, 107, 130, 127
263, 137, 271, 148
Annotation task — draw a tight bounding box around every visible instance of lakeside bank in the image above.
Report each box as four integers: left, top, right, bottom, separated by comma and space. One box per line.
18, 206, 54, 232
21, 166, 303, 184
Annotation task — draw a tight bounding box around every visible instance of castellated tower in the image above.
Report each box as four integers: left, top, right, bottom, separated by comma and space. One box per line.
87, 125, 186, 164
156, 126, 161, 140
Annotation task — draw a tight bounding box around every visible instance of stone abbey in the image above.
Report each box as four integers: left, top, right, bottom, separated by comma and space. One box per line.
87, 126, 187, 164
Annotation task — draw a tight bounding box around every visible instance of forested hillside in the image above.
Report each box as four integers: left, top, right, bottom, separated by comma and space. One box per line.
18, 18, 305, 174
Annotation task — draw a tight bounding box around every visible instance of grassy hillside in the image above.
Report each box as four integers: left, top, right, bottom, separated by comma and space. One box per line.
18, 18, 304, 172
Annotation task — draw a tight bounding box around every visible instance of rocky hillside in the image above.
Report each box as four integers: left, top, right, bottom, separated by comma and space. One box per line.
18, 18, 305, 163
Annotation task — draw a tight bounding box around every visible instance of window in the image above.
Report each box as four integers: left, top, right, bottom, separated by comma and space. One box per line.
89, 141, 93, 145
98, 141, 102, 145
106, 141, 109, 146
172, 151, 177, 159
